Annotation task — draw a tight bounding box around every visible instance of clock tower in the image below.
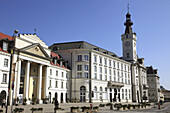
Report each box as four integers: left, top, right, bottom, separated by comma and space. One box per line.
121, 11, 137, 63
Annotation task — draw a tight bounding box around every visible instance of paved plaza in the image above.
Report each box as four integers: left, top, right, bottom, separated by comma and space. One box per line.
0, 102, 170, 113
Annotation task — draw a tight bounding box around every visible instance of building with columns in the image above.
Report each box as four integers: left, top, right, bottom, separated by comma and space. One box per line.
0, 32, 70, 105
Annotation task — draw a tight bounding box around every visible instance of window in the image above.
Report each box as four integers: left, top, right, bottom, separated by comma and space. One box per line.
94, 73, 97, 79
105, 87, 107, 92
100, 67, 102, 73
105, 68, 107, 74
100, 57, 102, 64
3, 41, 8, 51
62, 72, 64, 77
122, 89, 124, 99
4, 59, 8, 67
94, 66, 97, 72
49, 79, 51, 87
61, 81, 64, 88
109, 76, 111, 81
55, 81, 58, 88
125, 89, 127, 98
121, 64, 123, 70
105, 75, 107, 81
125, 65, 126, 71
77, 65, 82, 71
125, 73, 127, 84
100, 74, 102, 80
56, 70, 58, 76
84, 65, 89, 71
50, 69, 52, 75
109, 60, 111, 67
78, 55, 82, 61
117, 62, 119, 69
129, 89, 131, 99
84, 55, 89, 61
104, 58, 107, 65
127, 53, 129, 58
94, 56, 97, 62
77, 72, 82, 78
109, 69, 111, 75
113, 61, 115, 68
2, 74, 7, 83
84, 72, 88, 78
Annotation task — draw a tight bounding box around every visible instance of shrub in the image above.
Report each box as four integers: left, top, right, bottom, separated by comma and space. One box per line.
99, 104, 105, 107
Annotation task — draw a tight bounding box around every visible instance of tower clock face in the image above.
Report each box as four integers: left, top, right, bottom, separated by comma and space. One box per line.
125, 41, 130, 47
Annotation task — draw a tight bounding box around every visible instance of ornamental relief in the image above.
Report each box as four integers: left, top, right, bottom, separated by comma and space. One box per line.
26, 46, 45, 57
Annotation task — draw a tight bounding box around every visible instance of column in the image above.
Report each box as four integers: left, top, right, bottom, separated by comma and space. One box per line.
15, 60, 21, 98
24, 61, 30, 101
44, 66, 48, 98
37, 64, 42, 104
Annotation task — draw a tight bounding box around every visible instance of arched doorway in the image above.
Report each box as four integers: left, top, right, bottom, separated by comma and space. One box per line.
110, 88, 112, 102
0, 91, 6, 105
49, 92, 51, 103
94, 86, 97, 99
113, 89, 117, 102
99, 87, 103, 102
80, 86, 86, 102
61, 93, 63, 103
55, 92, 58, 100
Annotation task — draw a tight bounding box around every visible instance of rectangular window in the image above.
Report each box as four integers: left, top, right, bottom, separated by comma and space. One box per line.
117, 62, 119, 69
49, 79, 51, 87
109, 69, 111, 75
94, 56, 97, 62
50, 69, 52, 75
84, 65, 89, 71
94, 73, 97, 79
100, 57, 102, 64
2, 74, 7, 83
109, 60, 111, 67
105, 68, 107, 74
127, 53, 129, 58
100, 67, 102, 73
105, 75, 107, 81
121, 64, 123, 70
104, 58, 107, 65
55, 81, 58, 88
78, 55, 82, 61
109, 76, 111, 81
84, 72, 88, 78
113, 61, 115, 68
56, 70, 58, 76
94, 66, 97, 72
100, 74, 102, 80
84, 55, 89, 61
77, 72, 82, 78
62, 72, 64, 77
61, 81, 64, 88
4, 59, 8, 67
77, 65, 82, 71
3, 42, 8, 51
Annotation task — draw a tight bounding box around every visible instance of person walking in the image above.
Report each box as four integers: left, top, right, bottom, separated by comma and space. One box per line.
1, 98, 6, 108
54, 99, 59, 113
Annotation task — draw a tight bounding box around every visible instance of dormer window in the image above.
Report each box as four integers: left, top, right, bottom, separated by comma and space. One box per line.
3, 41, 8, 51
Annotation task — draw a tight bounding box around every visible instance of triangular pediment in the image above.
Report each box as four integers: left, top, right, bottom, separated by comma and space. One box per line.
20, 43, 50, 58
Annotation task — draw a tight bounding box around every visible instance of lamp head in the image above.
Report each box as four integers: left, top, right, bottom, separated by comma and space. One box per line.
14, 30, 18, 34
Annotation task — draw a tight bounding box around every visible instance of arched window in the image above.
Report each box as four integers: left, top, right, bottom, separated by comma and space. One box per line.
80, 86, 86, 102
122, 89, 124, 99
99, 87, 103, 101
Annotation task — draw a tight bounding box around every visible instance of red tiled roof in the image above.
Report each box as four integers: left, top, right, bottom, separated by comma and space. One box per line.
0, 32, 13, 40
50, 61, 67, 69
0, 47, 8, 53
51, 52, 60, 59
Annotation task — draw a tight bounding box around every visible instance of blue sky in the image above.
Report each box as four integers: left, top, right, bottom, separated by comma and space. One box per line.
0, 0, 170, 89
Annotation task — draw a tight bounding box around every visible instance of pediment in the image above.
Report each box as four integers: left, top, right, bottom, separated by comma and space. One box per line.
20, 43, 49, 58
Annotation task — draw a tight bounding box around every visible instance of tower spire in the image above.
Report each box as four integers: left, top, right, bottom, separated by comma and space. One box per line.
124, 4, 133, 34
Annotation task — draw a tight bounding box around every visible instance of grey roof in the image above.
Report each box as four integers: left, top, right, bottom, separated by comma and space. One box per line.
49, 41, 118, 58
146, 66, 158, 74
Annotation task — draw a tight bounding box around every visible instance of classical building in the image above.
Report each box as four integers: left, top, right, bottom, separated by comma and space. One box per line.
146, 66, 160, 102
0, 32, 70, 105
160, 86, 170, 102
49, 11, 149, 103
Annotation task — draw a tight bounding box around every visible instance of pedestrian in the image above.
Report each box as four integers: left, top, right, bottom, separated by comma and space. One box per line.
55, 99, 59, 109
1, 98, 6, 108
158, 101, 160, 110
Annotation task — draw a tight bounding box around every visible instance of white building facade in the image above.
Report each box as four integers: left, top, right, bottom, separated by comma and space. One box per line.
0, 32, 70, 105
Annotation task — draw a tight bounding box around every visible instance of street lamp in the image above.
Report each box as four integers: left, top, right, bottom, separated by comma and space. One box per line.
6, 30, 18, 113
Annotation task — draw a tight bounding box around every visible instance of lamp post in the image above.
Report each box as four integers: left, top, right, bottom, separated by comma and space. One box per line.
6, 30, 18, 113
